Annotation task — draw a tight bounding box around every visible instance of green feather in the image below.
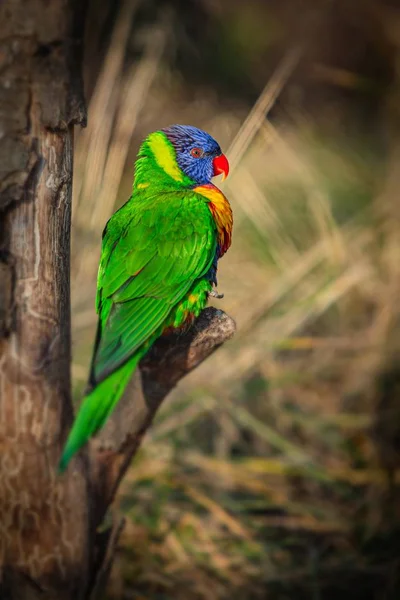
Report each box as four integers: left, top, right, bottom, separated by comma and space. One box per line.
58, 352, 142, 473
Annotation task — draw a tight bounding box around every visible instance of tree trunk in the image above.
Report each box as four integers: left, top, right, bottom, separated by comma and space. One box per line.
0, 1, 90, 598
0, 2, 235, 598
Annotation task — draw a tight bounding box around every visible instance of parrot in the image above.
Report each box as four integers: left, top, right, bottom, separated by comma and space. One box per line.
59, 124, 232, 471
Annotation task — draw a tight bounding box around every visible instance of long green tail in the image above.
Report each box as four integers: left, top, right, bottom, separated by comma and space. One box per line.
58, 352, 141, 472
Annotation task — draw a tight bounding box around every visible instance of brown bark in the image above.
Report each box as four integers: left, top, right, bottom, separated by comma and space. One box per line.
0, 1, 90, 598
0, 2, 235, 598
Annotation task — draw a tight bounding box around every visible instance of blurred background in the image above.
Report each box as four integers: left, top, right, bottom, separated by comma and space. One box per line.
71, 0, 400, 598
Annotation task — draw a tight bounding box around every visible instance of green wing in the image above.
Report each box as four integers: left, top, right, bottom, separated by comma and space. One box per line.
91, 190, 216, 384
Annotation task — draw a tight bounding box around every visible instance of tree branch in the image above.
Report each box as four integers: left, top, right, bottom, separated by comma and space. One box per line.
91, 307, 236, 525
85, 307, 234, 599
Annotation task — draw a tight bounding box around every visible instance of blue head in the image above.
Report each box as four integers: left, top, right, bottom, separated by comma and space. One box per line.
162, 124, 229, 185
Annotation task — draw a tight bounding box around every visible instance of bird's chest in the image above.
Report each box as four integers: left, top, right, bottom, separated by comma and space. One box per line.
193, 184, 233, 257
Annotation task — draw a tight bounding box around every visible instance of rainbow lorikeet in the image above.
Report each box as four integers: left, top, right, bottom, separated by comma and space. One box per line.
59, 125, 232, 471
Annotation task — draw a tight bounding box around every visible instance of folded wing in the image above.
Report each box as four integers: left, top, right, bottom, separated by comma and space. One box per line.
91, 192, 216, 383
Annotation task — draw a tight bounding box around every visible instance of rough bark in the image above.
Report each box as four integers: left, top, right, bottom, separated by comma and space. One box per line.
0, 2, 235, 598
0, 1, 89, 598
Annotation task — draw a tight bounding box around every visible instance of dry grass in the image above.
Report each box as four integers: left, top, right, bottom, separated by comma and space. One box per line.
72, 4, 400, 598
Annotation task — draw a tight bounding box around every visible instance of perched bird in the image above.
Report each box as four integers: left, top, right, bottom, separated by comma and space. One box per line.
59, 125, 232, 471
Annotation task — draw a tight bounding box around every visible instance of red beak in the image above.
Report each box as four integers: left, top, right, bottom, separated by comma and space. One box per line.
212, 154, 229, 181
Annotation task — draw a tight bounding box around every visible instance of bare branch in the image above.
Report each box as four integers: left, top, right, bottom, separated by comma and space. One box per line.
91, 307, 236, 524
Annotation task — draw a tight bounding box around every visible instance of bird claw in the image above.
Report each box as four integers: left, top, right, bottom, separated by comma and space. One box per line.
208, 289, 224, 299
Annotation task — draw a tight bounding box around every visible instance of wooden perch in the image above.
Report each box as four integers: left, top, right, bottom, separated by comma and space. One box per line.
92, 307, 236, 525
88, 307, 235, 598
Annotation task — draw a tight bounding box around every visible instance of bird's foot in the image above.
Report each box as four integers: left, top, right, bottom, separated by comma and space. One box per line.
208, 289, 224, 299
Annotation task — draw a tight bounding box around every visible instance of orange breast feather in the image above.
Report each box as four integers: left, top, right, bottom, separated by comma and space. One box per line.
193, 184, 233, 256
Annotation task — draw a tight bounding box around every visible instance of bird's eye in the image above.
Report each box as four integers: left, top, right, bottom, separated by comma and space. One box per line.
190, 147, 204, 158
